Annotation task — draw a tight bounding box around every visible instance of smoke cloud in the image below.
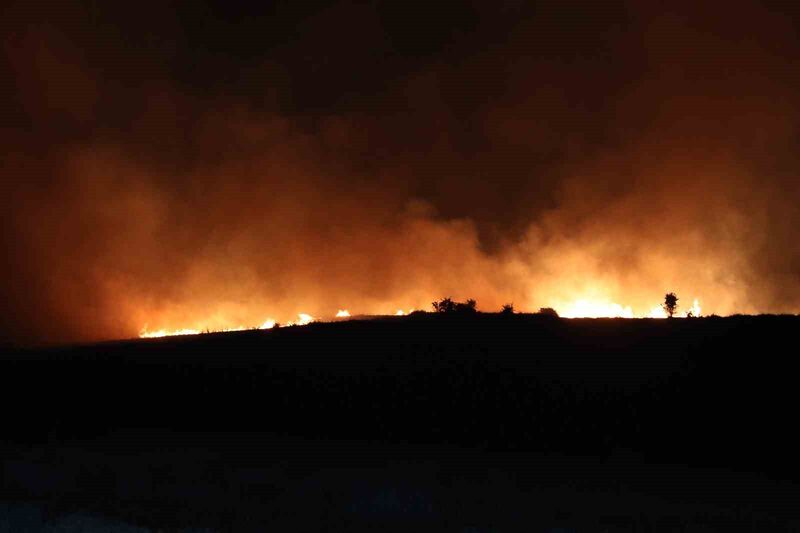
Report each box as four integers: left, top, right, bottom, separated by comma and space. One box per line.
3, 0, 800, 344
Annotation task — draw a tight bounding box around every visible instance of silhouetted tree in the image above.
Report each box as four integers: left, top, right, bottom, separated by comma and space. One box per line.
432, 297, 456, 313
663, 292, 679, 318
501, 303, 514, 315
538, 307, 559, 317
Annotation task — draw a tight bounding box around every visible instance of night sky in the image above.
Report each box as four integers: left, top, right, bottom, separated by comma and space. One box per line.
3, 0, 800, 343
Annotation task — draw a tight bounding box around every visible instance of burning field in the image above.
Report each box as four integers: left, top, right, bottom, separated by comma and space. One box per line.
5, 2, 800, 530
3, 1, 800, 346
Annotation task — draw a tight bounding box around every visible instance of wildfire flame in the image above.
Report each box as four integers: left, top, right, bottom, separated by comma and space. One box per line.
139, 313, 314, 338
138, 297, 703, 339
139, 327, 202, 338
139, 325, 249, 338
689, 298, 702, 316
293, 313, 314, 326
559, 299, 635, 319
558, 297, 701, 319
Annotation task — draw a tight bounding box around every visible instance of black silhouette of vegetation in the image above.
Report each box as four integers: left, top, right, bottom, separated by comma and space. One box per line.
432, 297, 477, 314
501, 303, 514, 315
458, 298, 477, 313
432, 297, 456, 313
663, 292, 679, 318
538, 307, 559, 317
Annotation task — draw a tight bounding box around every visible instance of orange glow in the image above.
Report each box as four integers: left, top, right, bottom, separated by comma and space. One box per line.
138, 296, 705, 337
558, 299, 634, 319
139, 326, 202, 338
139, 324, 251, 338
555, 297, 702, 319
294, 313, 314, 326
10, 2, 800, 348
138, 313, 317, 338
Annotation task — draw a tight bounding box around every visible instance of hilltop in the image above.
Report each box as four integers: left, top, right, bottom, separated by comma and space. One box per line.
4, 313, 799, 468
2, 314, 800, 531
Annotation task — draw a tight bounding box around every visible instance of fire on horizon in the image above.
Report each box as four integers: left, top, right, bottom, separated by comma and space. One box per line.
137, 297, 703, 339
3, 0, 800, 344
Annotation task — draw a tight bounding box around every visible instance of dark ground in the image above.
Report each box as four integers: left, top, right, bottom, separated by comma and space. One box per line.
2, 314, 799, 531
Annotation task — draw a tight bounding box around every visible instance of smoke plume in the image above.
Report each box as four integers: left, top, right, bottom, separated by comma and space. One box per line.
3, 0, 799, 343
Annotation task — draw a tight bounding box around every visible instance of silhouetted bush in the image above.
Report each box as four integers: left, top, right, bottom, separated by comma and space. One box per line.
538, 307, 559, 317
432, 297, 477, 314
432, 297, 456, 313
456, 299, 477, 313
501, 303, 514, 315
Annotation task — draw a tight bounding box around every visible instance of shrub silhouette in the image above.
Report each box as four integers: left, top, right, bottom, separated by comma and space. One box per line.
432, 297, 477, 314
501, 303, 514, 315
538, 307, 559, 317
456, 299, 477, 313
663, 292, 679, 318
432, 297, 456, 313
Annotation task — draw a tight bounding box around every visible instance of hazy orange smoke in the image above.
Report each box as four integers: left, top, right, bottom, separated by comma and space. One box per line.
2, 1, 800, 344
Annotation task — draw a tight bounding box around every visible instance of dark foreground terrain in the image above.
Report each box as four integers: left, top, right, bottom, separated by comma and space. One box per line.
2, 314, 799, 531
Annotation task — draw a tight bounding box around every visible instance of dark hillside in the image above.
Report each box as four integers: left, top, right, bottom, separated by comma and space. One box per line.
2, 315, 798, 474
2, 314, 799, 531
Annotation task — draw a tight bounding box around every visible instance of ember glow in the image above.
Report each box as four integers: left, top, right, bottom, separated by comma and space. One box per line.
139, 313, 318, 338
139, 327, 203, 339
139, 324, 251, 339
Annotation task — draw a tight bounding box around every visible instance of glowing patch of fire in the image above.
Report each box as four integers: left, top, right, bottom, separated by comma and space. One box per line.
139, 298, 703, 338
559, 298, 701, 319
139, 327, 202, 338
139, 313, 314, 338
559, 299, 635, 319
